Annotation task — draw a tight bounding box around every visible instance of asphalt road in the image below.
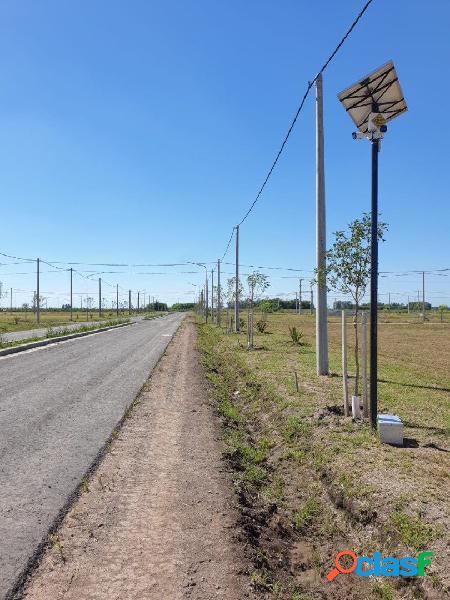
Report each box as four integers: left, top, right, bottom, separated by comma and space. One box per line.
0, 313, 184, 599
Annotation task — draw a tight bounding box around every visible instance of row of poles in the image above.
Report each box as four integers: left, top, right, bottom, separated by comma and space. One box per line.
198, 72, 401, 430
33, 259, 153, 323
198, 74, 329, 368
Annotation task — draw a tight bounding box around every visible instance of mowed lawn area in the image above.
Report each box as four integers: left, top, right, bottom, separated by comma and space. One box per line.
197, 311, 449, 598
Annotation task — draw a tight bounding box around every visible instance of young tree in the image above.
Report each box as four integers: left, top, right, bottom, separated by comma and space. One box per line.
246, 272, 270, 348
246, 272, 270, 309
226, 276, 243, 307
325, 213, 388, 397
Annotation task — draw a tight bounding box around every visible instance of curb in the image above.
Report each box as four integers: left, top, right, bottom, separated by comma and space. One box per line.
0, 322, 132, 358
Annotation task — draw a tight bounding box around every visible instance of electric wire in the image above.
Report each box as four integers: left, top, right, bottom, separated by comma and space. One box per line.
219, 0, 375, 259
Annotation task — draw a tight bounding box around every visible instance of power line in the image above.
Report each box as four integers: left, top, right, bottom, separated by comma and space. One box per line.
219, 0, 374, 260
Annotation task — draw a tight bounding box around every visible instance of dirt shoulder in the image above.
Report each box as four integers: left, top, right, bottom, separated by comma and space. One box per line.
20, 319, 253, 600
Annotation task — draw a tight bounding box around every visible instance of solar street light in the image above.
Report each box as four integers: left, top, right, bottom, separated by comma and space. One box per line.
338, 61, 407, 428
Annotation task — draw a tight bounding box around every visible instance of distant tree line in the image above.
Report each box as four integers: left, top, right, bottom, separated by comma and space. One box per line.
171, 302, 195, 311
332, 300, 436, 311
225, 298, 313, 311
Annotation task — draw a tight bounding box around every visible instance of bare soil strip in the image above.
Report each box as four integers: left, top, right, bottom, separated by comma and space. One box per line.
20, 320, 253, 600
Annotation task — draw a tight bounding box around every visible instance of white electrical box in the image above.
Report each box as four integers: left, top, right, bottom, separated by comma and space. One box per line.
378, 414, 404, 446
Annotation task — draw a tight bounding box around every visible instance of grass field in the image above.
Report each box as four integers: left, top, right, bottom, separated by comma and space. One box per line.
197, 311, 449, 599
0, 310, 163, 333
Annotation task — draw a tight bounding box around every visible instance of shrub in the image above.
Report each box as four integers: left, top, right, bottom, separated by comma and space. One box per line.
256, 319, 268, 333
288, 326, 303, 345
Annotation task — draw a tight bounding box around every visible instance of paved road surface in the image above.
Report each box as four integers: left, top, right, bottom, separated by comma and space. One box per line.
0, 313, 184, 599
2, 316, 146, 343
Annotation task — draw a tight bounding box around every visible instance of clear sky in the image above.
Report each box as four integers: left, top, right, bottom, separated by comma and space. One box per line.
0, 0, 449, 308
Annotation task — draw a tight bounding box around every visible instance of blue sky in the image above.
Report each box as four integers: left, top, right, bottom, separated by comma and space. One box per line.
0, 0, 449, 307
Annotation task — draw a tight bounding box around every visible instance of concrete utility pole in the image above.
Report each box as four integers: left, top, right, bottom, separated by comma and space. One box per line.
235, 225, 240, 332
407, 295, 410, 314
295, 292, 299, 314
422, 271, 425, 322
36, 258, 40, 323
129, 290, 131, 315
10, 288, 13, 312
70, 268, 73, 321
211, 269, 214, 323
217, 259, 221, 327
99, 278, 102, 317
315, 73, 329, 375
205, 268, 208, 323
298, 279, 303, 314
137, 292, 140, 312
116, 284, 119, 316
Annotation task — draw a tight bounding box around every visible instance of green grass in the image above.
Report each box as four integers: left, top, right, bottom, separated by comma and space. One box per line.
292, 498, 321, 531
390, 511, 437, 550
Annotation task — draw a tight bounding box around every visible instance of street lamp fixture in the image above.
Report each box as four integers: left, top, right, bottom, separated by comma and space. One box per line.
338, 60, 407, 429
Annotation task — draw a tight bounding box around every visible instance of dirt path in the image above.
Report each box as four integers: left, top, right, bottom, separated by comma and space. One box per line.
20, 320, 253, 600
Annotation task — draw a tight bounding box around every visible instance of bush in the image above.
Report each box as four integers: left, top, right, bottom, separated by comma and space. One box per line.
256, 319, 268, 333
288, 326, 303, 345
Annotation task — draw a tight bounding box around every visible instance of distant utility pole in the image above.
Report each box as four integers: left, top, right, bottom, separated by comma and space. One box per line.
310, 286, 313, 315
298, 279, 303, 314
235, 225, 240, 332
99, 278, 102, 317
211, 269, 214, 323
315, 73, 329, 375
129, 290, 131, 315
116, 284, 119, 316
217, 259, 221, 327
422, 271, 425, 322
407, 295, 410, 314
137, 292, 140, 312
205, 268, 209, 323
36, 257, 40, 323
295, 292, 298, 314
10, 288, 13, 312
70, 268, 73, 321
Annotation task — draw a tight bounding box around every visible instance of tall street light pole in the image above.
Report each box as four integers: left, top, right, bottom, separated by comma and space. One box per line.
370, 133, 379, 428
338, 60, 407, 429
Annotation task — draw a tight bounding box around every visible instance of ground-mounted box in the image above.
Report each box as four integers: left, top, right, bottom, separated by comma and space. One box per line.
378, 414, 403, 446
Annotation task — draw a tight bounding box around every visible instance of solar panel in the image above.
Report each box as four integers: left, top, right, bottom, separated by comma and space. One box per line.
337, 60, 407, 134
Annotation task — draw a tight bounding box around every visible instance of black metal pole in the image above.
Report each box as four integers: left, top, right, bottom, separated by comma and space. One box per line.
370, 138, 379, 428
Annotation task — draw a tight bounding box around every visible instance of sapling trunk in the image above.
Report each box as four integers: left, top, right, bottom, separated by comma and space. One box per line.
353, 306, 359, 397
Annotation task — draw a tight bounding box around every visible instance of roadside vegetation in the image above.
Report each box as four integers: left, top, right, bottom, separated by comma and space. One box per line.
0, 309, 165, 334
196, 312, 449, 599
0, 318, 131, 349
